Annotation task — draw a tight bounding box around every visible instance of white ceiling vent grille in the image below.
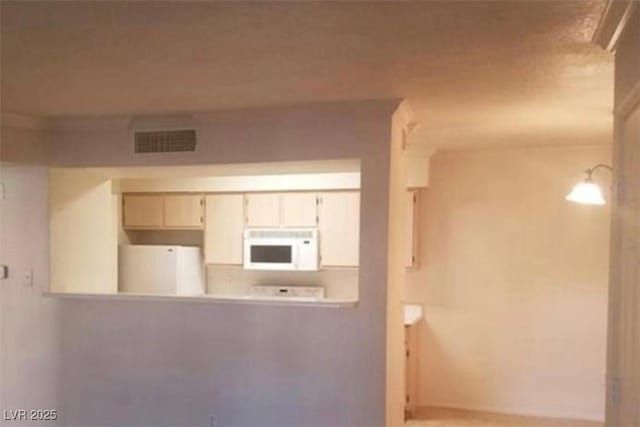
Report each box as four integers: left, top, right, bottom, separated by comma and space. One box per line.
134, 129, 196, 153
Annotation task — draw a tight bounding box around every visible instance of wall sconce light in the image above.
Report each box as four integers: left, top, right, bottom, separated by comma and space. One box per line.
566, 164, 613, 205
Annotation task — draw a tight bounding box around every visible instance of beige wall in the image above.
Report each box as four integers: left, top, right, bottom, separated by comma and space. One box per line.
406, 146, 611, 421
206, 266, 358, 300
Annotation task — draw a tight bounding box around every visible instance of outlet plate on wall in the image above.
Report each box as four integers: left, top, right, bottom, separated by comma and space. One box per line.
23, 269, 33, 287
610, 377, 621, 405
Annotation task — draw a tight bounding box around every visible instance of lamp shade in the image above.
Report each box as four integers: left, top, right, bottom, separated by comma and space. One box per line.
566, 181, 606, 205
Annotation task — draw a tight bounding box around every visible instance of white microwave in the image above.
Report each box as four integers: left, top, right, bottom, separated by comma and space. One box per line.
243, 228, 319, 271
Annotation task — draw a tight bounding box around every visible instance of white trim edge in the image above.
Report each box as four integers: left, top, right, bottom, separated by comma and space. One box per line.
417, 403, 605, 423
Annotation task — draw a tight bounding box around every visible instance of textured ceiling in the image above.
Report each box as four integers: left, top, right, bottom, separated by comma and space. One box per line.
0, 1, 613, 148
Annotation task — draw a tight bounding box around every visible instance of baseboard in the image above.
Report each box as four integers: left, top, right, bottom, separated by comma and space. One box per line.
417, 403, 605, 423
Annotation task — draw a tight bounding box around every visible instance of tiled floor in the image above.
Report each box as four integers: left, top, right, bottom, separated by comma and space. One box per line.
406, 407, 603, 427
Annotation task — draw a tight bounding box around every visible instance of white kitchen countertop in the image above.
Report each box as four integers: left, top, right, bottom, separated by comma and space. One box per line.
44, 293, 425, 317
44, 291, 358, 308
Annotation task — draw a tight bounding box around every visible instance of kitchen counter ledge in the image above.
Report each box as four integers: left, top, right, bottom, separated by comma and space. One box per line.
43, 291, 358, 308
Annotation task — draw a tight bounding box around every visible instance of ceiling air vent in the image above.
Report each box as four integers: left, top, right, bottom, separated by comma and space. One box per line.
134, 129, 197, 153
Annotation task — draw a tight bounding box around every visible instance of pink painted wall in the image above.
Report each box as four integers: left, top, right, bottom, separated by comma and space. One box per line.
44, 100, 398, 427
0, 163, 61, 426
0, 125, 46, 164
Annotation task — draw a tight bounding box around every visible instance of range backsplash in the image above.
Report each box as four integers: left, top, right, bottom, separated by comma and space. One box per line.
206, 265, 358, 300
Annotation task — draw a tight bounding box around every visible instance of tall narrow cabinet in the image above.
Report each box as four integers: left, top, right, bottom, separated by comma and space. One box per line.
318, 191, 360, 267
204, 194, 245, 265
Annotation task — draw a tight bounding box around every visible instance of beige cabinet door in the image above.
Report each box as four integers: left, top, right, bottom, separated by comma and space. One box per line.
281, 193, 318, 227
163, 194, 204, 229
123, 194, 164, 229
204, 194, 244, 264
405, 190, 418, 268
318, 191, 360, 267
405, 324, 419, 417
245, 193, 280, 227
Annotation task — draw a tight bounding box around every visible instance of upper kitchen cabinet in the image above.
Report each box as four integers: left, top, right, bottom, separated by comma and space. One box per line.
281, 193, 318, 227
245, 192, 318, 228
318, 191, 360, 267
164, 194, 204, 229
123, 194, 164, 229
122, 193, 204, 230
245, 193, 280, 227
205, 194, 245, 265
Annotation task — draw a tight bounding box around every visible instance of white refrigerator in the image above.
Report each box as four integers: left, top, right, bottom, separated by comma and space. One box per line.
119, 245, 205, 296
